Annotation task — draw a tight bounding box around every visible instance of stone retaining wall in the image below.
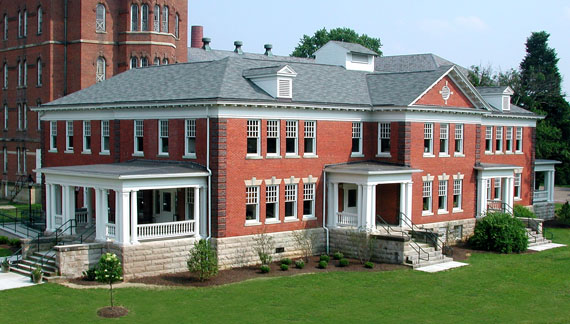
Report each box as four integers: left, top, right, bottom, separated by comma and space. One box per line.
416, 218, 476, 243
532, 202, 555, 220
213, 229, 325, 270
329, 228, 407, 264
54, 243, 105, 277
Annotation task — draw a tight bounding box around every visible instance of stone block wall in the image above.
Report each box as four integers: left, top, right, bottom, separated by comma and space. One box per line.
213, 228, 325, 270
329, 228, 407, 264
533, 202, 555, 220
416, 218, 476, 244
54, 243, 105, 277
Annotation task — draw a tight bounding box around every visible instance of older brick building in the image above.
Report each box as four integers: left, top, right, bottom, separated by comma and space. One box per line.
0, 0, 187, 202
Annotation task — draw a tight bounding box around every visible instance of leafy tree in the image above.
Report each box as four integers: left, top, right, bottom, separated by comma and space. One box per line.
95, 253, 123, 308
468, 65, 521, 98
187, 239, 218, 281
291, 27, 382, 58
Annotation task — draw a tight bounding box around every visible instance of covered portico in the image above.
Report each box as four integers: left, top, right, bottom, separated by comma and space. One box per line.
474, 163, 522, 217
325, 162, 422, 230
39, 160, 209, 245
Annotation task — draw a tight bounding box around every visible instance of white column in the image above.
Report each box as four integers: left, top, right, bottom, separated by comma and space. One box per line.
130, 190, 138, 244
95, 189, 106, 242
477, 176, 487, 217
399, 183, 406, 227
361, 184, 374, 230
45, 183, 53, 232
332, 182, 339, 227
193, 187, 200, 239
371, 184, 377, 228
548, 170, 555, 202
405, 182, 413, 227
85, 188, 93, 227
51, 184, 57, 227
62, 185, 75, 234
69, 186, 76, 234
116, 190, 131, 245
507, 177, 515, 211
200, 187, 207, 237
356, 184, 363, 228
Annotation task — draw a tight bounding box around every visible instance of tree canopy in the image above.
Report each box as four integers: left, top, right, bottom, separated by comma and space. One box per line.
291, 27, 382, 58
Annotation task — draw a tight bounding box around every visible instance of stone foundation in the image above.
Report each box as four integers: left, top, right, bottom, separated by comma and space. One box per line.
415, 218, 476, 244
54, 243, 105, 277
532, 202, 555, 220
329, 228, 407, 264
213, 228, 325, 270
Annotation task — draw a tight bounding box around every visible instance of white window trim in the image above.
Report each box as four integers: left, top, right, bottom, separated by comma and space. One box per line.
100, 120, 110, 155
49, 121, 57, 152
515, 127, 523, 154
485, 126, 493, 154
266, 120, 280, 158
494, 178, 502, 200
285, 120, 299, 157
265, 185, 280, 224
246, 119, 261, 158
452, 179, 463, 212
377, 122, 391, 157
438, 179, 448, 214
439, 123, 449, 157
423, 123, 434, 157
303, 120, 317, 157
96, 4, 106, 32
514, 173, 522, 201
82, 121, 91, 154
158, 119, 169, 156
505, 126, 513, 153
245, 185, 260, 225
65, 121, 74, 153
495, 127, 503, 154
422, 180, 433, 216
284, 183, 298, 221
184, 119, 197, 159
351, 122, 363, 157
302, 183, 316, 220
133, 120, 144, 156
454, 124, 464, 157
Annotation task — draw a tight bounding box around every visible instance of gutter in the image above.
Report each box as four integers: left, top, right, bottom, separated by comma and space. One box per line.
206, 106, 212, 240
322, 169, 329, 254
63, 0, 68, 96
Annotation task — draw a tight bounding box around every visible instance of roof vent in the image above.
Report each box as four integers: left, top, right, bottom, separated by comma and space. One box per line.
264, 44, 273, 57
202, 37, 211, 51
234, 41, 243, 55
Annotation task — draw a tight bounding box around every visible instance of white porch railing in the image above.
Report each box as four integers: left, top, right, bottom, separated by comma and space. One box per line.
487, 200, 504, 212
106, 223, 116, 239
55, 215, 63, 227
533, 190, 549, 202
137, 220, 195, 240
75, 209, 88, 224
336, 212, 358, 227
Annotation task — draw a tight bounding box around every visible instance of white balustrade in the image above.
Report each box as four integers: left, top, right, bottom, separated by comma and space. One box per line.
106, 223, 116, 239
137, 220, 195, 240
75, 209, 88, 224
336, 212, 358, 227
533, 190, 549, 202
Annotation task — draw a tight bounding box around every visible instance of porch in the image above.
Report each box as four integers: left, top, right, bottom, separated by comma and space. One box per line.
39, 160, 209, 245
533, 159, 561, 203
474, 163, 521, 217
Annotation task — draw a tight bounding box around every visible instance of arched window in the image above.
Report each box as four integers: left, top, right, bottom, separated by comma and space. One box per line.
3, 14, 7, 40
162, 58, 169, 65
153, 5, 160, 32
23, 59, 27, 86
23, 10, 27, 37
161, 6, 168, 33
96, 57, 105, 83
37, 7, 43, 34
17, 60, 22, 87
130, 4, 139, 31
96, 4, 105, 32
37, 58, 42, 86
141, 4, 149, 31
141, 57, 149, 68
153, 57, 160, 66
18, 11, 22, 38
130, 57, 138, 69
3, 63, 7, 89
175, 13, 179, 38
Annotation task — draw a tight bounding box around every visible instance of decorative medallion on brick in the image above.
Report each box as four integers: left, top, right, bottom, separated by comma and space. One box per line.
439, 81, 454, 105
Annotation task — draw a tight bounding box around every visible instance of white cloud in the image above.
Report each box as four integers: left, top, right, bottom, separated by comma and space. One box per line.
454, 16, 488, 31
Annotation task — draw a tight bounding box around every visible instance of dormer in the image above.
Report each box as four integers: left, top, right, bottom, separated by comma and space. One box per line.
243, 65, 297, 99
476, 86, 514, 112
314, 41, 377, 72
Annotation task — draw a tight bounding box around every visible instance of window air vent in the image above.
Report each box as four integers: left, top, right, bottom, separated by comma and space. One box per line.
278, 79, 292, 98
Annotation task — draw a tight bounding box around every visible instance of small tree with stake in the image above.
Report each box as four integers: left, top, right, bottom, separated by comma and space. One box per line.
95, 253, 123, 308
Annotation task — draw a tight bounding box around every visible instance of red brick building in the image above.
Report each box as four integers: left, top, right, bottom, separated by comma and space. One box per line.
33, 40, 559, 278
0, 0, 187, 202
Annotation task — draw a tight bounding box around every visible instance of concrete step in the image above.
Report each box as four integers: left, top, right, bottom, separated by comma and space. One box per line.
18, 259, 58, 273
410, 256, 453, 268
529, 240, 552, 247
26, 255, 57, 268
11, 262, 57, 277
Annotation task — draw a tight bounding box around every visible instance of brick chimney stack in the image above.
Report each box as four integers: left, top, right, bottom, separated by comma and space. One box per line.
191, 26, 204, 48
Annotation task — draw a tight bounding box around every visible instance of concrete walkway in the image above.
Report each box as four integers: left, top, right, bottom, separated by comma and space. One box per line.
554, 186, 570, 203
415, 261, 469, 273
0, 272, 38, 291
528, 243, 567, 251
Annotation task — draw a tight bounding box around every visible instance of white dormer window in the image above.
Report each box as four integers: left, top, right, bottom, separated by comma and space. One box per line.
502, 96, 510, 111
243, 65, 297, 99
278, 78, 292, 98
351, 53, 368, 64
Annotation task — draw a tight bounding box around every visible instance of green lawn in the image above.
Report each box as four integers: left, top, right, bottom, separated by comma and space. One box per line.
1, 229, 569, 324
0, 247, 11, 257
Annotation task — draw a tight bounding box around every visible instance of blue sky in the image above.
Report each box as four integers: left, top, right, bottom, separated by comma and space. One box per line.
188, 0, 570, 97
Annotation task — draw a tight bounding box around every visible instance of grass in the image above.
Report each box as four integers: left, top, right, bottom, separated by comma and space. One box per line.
1, 229, 569, 323
0, 247, 11, 257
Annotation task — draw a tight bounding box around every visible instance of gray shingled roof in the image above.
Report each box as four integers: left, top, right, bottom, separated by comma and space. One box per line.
188, 47, 313, 63
374, 53, 469, 76
328, 40, 378, 56
242, 65, 288, 78
476, 86, 510, 95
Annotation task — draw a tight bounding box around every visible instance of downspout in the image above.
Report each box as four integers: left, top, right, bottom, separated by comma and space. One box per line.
322, 170, 329, 255
206, 106, 212, 240
63, 0, 68, 96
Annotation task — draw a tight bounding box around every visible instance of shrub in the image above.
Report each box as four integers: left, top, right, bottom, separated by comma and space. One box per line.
364, 261, 374, 269
319, 254, 330, 263
280, 258, 292, 266
557, 202, 570, 225
339, 258, 349, 267
82, 267, 97, 281
8, 239, 21, 248
260, 265, 270, 273
187, 239, 218, 281
253, 231, 274, 266
295, 260, 305, 269
0, 236, 9, 244
333, 251, 344, 260
94, 253, 123, 307
318, 260, 328, 269
468, 212, 528, 253
513, 205, 536, 218
280, 264, 289, 271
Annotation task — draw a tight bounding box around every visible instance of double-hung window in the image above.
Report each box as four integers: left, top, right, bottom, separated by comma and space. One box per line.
130, 4, 139, 31
266, 120, 279, 156
514, 173, 522, 199
265, 185, 279, 222
49, 121, 57, 151
18, 11, 21, 38
303, 183, 315, 218
422, 181, 432, 214
83, 121, 91, 153
304, 121, 316, 155
505, 127, 513, 153
246, 120, 260, 156
453, 179, 462, 210
134, 120, 144, 155
439, 124, 449, 155
101, 120, 110, 154
454, 124, 463, 155
158, 120, 169, 155
351, 122, 362, 155
486, 179, 492, 200
438, 180, 448, 212
285, 184, 297, 220
245, 186, 259, 223
485, 126, 493, 153
185, 119, 196, 158
515, 127, 523, 152
378, 122, 391, 155
424, 123, 433, 155
494, 178, 501, 200
65, 121, 74, 152
495, 127, 503, 152
285, 120, 298, 156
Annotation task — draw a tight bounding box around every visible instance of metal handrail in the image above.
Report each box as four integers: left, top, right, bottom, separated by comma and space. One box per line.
0, 210, 42, 238
76, 226, 96, 244
55, 219, 77, 246
375, 215, 405, 237
397, 213, 431, 263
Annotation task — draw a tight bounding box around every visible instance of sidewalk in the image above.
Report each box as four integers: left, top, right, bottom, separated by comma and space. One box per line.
554, 186, 570, 203
0, 272, 38, 291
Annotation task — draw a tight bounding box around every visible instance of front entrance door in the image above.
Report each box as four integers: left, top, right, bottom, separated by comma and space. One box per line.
155, 189, 176, 223
343, 184, 358, 214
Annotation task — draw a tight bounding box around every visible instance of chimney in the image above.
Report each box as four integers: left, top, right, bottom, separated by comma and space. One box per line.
234, 41, 243, 55
264, 44, 273, 57
202, 37, 211, 51
191, 26, 204, 48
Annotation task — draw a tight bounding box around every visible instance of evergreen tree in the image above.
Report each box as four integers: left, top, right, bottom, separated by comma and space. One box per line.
291, 27, 382, 58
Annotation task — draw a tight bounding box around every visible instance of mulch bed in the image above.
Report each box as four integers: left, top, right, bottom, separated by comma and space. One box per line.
97, 306, 128, 318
